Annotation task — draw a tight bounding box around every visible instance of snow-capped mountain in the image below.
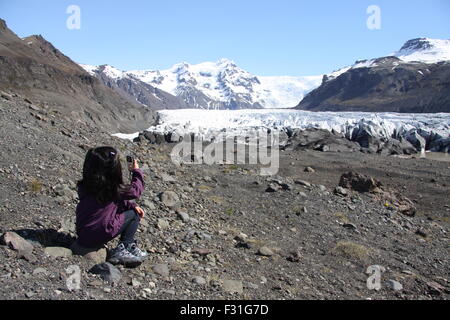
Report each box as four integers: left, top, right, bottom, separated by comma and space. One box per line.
393, 38, 450, 63
325, 38, 450, 82
81, 59, 322, 110
298, 38, 450, 113
80, 64, 189, 110
128, 58, 322, 109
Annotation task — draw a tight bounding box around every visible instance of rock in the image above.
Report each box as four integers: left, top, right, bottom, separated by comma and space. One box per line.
44, 247, 73, 258
161, 173, 177, 183
287, 249, 302, 262
152, 264, 170, 277
53, 184, 76, 198
280, 183, 292, 191
397, 203, 416, 217
222, 280, 243, 294
176, 209, 190, 223
379, 138, 417, 155
304, 167, 315, 173
131, 278, 141, 288
89, 262, 122, 284
192, 276, 207, 285
266, 183, 281, 192
32, 267, 49, 276
339, 172, 382, 193
0, 91, 12, 100
192, 248, 214, 256
157, 218, 170, 230
141, 199, 156, 210
386, 280, 403, 291
159, 191, 180, 208
1, 232, 34, 253
18, 250, 37, 263
258, 246, 275, 257
243, 282, 259, 290
59, 216, 76, 234
234, 233, 248, 243
426, 281, 445, 295
334, 186, 349, 196
143, 131, 156, 144
343, 223, 357, 230
415, 229, 427, 238
161, 289, 176, 295
288, 128, 359, 153
70, 241, 107, 264
318, 185, 327, 192
294, 180, 311, 188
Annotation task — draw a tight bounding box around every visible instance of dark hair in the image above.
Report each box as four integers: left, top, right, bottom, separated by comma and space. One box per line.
78, 146, 126, 204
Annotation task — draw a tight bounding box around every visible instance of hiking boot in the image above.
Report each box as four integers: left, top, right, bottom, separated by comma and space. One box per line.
127, 241, 148, 260
108, 243, 142, 267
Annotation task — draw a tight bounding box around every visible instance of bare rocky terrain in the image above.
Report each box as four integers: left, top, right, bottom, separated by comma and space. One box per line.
0, 93, 448, 300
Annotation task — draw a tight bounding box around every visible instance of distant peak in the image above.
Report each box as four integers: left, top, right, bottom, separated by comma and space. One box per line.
395, 38, 450, 63
171, 61, 190, 73
399, 38, 433, 51
217, 58, 236, 66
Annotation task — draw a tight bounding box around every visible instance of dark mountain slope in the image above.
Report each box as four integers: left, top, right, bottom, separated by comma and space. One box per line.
0, 19, 155, 133
296, 57, 450, 113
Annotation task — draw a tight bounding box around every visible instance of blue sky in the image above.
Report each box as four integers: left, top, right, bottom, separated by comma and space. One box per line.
1, 0, 449, 76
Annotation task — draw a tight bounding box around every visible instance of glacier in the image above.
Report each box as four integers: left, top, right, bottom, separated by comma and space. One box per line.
114, 109, 450, 152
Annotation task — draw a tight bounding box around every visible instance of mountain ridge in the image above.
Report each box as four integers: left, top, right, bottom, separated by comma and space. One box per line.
296, 38, 450, 113
0, 19, 156, 133
81, 60, 322, 110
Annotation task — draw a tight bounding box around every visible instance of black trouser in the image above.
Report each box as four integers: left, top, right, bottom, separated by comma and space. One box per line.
118, 210, 140, 246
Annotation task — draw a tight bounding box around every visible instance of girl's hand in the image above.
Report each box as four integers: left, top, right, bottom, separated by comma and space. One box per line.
135, 206, 145, 218
129, 159, 139, 171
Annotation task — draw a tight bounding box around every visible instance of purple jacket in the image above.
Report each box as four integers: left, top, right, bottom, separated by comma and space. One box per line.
75, 169, 145, 248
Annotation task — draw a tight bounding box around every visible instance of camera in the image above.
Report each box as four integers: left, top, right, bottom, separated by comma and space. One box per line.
126, 155, 134, 163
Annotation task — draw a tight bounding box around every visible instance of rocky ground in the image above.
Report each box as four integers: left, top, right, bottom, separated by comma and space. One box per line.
0, 92, 449, 300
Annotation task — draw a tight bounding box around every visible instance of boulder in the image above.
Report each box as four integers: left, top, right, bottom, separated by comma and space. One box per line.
378, 138, 417, 155
258, 246, 275, 257
159, 191, 180, 208
143, 131, 156, 144
339, 172, 382, 193
157, 218, 170, 230
222, 280, 243, 294
70, 241, 107, 264
152, 263, 170, 277
287, 128, 359, 153
44, 246, 73, 258
1, 232, 34, 253
334, 186, 349, 196
89, 262, 122, 283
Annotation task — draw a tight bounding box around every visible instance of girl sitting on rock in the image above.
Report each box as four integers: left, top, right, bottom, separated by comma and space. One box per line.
75, 146, 147, 266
